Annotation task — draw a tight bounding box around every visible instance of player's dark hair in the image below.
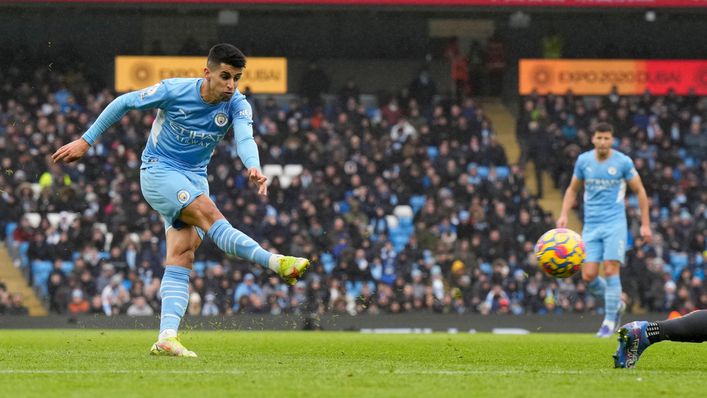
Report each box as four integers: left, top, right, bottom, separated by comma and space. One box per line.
207, 43, 246, 69
593, 122, 614, 135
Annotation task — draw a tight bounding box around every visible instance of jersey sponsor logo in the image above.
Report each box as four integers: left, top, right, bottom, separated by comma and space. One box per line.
237, 108, 252, 118
607, 166, 617, 175
177, 190, 191, 204
214, 112, 229, 127
168, 120, 225, 148
585, 178, 623, 188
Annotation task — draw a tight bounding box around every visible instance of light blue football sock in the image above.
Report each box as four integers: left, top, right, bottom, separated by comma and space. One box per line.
604, 275, 622, 324
159, 265, 190, 337
586, 276, 606, 300
207, 218, 273, 268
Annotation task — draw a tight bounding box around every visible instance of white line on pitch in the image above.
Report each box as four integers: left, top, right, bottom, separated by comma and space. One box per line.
0, 369, 702, 376
384, 369, 706, 376
0, 370, 242, 375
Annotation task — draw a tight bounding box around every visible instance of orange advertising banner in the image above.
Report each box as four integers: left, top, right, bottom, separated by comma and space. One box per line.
115, 56, 287, 94
519, 59, 707, 95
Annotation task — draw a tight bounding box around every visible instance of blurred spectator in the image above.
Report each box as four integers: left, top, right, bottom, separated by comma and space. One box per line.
300, 61, 330, 108
0, 284, 29, 316
6, 293, 29, 316
0, 282, 7, 314
338, 79, 360, 107
541, 28, 564, 59
484, 32, 507, 96
101, 275, 130, 316
126, 295, 154, 316
201, 293, 220, 316
68, 289, 90, 315
188, 291, 202, 316
467, 41, 484, 97
233, 273, 264, 313
409, 69, 437, 112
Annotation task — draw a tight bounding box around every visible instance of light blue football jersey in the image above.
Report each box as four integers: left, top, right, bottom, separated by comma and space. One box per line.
573, 149, 638, 225
82, 78, 258, 175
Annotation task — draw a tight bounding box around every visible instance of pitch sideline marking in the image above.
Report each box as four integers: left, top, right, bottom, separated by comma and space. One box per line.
0, 370, 243, 375
0, 369, 701, 376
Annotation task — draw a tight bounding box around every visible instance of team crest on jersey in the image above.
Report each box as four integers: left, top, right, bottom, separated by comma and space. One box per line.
177, 190, 191, 204
214, 112, 229, 127
607, 166, 617, 175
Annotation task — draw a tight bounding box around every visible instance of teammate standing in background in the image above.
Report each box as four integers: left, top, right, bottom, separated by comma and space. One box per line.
52, 43, 310, 357
557, 122, 652, 337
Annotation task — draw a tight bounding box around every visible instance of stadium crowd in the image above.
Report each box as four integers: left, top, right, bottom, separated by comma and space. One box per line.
0, 61, 704, 318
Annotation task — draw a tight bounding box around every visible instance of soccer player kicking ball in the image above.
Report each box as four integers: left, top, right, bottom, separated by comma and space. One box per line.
557, 123, 652, 337
52, 44, 310, 357
614, 310, 707, 368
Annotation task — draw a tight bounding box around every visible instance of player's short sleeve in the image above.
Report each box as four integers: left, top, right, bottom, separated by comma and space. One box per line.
622, 155, 638, 180
573, 156, 585, 180
123, 81, 171, 110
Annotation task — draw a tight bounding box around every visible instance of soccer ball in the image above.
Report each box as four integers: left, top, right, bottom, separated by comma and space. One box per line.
534, 228, 585, 278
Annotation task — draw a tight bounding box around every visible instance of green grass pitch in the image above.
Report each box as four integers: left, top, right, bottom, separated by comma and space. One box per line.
1, 330, 705, 398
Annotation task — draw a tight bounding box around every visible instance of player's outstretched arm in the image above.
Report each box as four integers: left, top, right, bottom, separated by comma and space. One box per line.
51, 93, 134, 163
557, 176, 582, 228
627, 175, 652, 243
53, 83, 168, 163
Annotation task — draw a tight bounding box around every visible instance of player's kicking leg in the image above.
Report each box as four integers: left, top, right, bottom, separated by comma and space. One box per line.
180, 195, 310, 285
150, 226, 200, 357
614, 310, 707, 368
